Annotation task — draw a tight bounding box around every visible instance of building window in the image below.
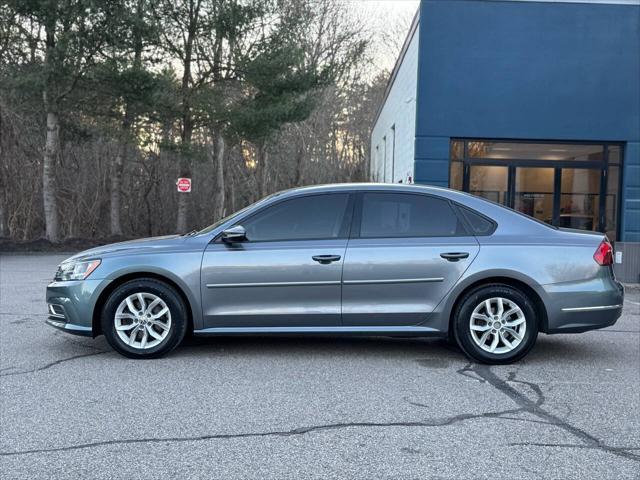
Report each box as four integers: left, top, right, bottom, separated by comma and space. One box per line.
449, 160, 463, 191
374, 145, 380, 181
390, 125, 396, 183
449, 139, 623, 240
465, 141, 604, 161
382, 136, 387, 182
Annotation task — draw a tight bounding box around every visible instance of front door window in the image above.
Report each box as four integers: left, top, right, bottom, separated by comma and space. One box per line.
242, 193, 351, 241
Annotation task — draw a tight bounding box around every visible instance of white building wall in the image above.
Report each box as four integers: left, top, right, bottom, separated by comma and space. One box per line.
370, 20, 419, 184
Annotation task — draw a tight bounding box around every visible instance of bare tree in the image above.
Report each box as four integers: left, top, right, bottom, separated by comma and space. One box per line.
0, 0, 390, 243
4, 1, 127, 241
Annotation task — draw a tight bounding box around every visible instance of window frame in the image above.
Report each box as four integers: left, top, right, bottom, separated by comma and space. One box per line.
216, 192, 355, 244
350, 191, 473, 240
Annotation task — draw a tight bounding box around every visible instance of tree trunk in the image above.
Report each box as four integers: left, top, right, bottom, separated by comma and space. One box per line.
258, 142, 269, 197
0, 105, 5, 238
176, 165, 190, 233
230, 179, 236, 214
294, 135, 305, 186
175, 0, 198, 234
0, 197, 6, 238
42, 16, 60, 243
111, 0, 143, 237
110, 108, 134, 237
110, 140, 125, 236
43, 109, 60, 242
213, 131, 226, 220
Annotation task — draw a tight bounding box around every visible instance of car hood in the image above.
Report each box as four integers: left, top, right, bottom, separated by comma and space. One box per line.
64, 235, 186, 262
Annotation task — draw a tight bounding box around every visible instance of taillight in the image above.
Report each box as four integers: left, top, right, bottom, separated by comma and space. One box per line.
593, 239, 613, 266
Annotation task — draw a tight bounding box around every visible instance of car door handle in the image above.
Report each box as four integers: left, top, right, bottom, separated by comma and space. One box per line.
440, 252, 469, 262
312, 255, 341, 264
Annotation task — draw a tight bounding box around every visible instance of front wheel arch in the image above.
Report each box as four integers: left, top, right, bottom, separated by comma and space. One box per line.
92, 272, 194, 338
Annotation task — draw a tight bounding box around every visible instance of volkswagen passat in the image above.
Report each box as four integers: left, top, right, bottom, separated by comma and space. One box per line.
46, 184, 624, 364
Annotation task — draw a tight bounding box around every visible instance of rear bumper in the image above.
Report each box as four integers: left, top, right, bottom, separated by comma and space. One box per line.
543, 276, 624, 334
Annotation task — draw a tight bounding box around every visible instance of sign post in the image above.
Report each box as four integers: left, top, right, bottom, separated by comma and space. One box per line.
176, 178, 191, 193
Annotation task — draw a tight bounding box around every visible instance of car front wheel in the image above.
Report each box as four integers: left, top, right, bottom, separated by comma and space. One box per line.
101, 278, 188, 359
453, 284, 538, 364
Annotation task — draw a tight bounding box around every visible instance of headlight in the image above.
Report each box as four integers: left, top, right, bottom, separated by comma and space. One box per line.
54, 259, 101, 281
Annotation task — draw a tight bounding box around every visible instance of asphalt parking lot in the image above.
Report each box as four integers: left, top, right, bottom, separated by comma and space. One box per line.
0, 253, 639, 479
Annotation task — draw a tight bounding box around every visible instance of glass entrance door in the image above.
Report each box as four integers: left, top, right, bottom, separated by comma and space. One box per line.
468, 165, 508, 205
559, 168, 601, 230
513, 167, 555, 225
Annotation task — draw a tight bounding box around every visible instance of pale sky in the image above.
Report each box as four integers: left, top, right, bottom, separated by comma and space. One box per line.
348, 0, 421, 72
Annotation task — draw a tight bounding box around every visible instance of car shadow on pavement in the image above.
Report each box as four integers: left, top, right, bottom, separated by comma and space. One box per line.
176, 335, 459, 360
33, 330, 623, 367
169, 333, 620, 365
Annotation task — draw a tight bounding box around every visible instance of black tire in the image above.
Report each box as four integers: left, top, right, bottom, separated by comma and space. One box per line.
453, 284, 538, 365
101, 278, 188, 359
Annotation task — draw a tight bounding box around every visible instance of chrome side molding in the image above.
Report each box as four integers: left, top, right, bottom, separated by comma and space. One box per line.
561, 304, 622, 312
342, 277, 444, 285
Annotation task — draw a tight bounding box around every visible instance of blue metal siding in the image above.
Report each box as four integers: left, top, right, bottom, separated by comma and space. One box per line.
623, 142, 640, 242
414, 0, 640, 241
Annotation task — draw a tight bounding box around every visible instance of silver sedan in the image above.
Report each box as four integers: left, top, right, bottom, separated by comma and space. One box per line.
46, 184, 624, 364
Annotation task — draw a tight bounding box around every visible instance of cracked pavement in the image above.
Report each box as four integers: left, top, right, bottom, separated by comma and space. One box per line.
1, 254, 639, 479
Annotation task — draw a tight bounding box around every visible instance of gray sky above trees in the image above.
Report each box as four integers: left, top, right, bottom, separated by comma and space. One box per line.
351, 0, 419, 72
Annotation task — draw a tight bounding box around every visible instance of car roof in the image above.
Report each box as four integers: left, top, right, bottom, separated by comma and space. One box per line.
276, 183, 479, 204
279, 182, 456, 196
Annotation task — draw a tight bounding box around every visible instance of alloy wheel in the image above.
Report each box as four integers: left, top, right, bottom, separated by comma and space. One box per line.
114, 292, 172, 349
469, 297, 526, 354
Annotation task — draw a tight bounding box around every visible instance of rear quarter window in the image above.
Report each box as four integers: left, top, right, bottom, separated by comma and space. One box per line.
458, 206, 497, 236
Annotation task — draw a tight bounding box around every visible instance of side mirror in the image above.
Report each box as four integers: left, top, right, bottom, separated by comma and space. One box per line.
221, 225, 247, 243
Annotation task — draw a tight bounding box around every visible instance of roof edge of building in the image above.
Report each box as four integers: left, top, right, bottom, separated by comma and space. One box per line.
371, 8, 420, 132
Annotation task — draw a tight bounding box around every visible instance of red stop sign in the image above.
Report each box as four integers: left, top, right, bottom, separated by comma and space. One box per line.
177, 178, 191, 193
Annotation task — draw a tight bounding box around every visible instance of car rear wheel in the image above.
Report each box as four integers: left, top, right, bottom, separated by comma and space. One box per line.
453, 284, 538, 364
101, 278, 188, 359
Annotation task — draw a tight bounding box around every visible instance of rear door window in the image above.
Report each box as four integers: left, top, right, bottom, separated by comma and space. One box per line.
359, 193, 467, 238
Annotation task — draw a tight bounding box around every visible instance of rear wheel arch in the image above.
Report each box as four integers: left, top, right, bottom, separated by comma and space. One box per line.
447, 275, 549, 336
92, 272, 194, 338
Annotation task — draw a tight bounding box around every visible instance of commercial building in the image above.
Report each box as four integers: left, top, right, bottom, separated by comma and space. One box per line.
371, 0, 640, 282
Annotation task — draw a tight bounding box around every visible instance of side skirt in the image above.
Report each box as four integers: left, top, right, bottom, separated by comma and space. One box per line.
192, 325, 446, 337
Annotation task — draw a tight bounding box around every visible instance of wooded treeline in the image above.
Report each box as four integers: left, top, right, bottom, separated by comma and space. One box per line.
0, 0, 388, 242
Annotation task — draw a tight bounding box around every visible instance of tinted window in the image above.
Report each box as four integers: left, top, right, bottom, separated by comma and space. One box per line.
459, 206, 496, 235
242, 194, 350, 241
360, 193, 466, 238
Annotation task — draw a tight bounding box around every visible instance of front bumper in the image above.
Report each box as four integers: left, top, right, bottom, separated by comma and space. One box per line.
45, 317, 93, 336
46, 279, 109, 337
